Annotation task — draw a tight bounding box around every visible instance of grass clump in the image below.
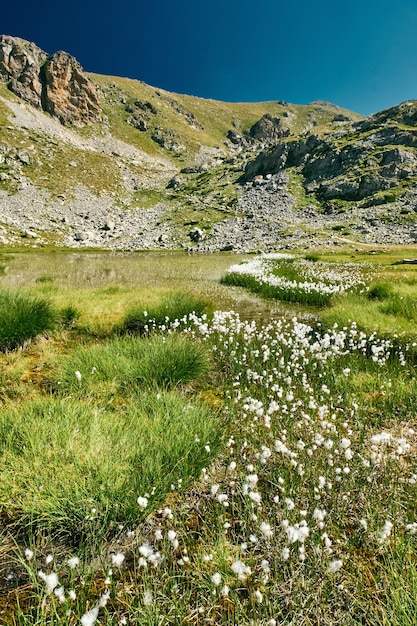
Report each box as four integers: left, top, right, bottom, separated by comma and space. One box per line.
380, 294, 417, 321
0, 393, 220, 542
0, 289, 58, 351
120, 290, 212, 335
57, 333, 210, 396
367, 282, 393, 300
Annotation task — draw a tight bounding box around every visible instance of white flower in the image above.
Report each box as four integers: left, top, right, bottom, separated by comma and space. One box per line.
38, 570, 59, 594
211, 572, 222, 586
54, 586, 65, 603
67, 556, 79, 569
24, 548, 34, 561
45, 554, 53, 565
81, 606, 99, 626
69, 589, 77, 600
281, 547, 290, 560
249, 491, 261, 504
379, 520, 393, 541
137, 496, 148, 510
328, 559, 343, 573
111, 552, 125, 567
221, 584, 230, 597
75, 370, 82, 382
260, 522, 273, 538
231, 560, 251, 580
143, 590, 153, 606
254, 589, 263, 603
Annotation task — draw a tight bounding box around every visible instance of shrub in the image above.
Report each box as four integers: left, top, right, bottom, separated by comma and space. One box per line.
0, 289, 58, 351
120, 290, 212, 335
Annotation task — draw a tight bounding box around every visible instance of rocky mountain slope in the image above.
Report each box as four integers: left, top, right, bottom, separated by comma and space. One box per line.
0, 35, 416, 251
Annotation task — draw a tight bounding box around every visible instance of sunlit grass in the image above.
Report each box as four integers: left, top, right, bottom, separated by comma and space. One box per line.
0, 393, 221, 544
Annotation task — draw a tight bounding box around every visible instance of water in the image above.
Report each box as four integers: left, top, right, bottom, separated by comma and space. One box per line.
0, 251, 313, 322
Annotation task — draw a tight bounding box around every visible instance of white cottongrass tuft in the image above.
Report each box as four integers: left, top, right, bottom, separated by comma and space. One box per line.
137, 496, 148, 510
379, 520, 393, 541
81, 606, 99, 626
143, 590, 153, 605
231, 560, 251, 580
75, 370, 82, 382
38, 570, 59, 594
328, 559, 343, 573
24, 548, 34, 561
211, 572, 222, 586
111, 552, 125, 567
67, 556, 80, 569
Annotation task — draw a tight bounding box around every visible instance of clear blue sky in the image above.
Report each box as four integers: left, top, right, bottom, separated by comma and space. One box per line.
2, 0, 417, 116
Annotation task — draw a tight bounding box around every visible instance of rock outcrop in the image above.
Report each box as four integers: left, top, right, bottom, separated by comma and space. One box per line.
0, 35, 101, 126
245, 101, 417, 205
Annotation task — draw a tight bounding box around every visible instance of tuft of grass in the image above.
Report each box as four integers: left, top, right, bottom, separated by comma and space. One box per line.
0, 289, 58, 351
59, 305, 81, 328
0, 393, 221, 542
304, 252, 320, 262
120, 290, 212, 335
56, 333, 211, 396
367, 282, 393, 301
380, 294, 417, 321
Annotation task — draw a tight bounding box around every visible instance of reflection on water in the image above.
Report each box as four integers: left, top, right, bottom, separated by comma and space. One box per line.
0, 251, 315, 323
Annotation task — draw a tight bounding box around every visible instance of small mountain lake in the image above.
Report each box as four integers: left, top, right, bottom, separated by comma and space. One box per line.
0, 251, 315, 322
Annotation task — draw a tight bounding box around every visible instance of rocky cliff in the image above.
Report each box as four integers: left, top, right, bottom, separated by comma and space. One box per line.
0, 35, 416, 251
0, 35, 100, 126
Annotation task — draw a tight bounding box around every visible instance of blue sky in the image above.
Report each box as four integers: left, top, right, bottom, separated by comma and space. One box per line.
2, 0, 417, 115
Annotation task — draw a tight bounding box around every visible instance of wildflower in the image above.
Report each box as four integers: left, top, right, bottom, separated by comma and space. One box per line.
67, 556, 80, 569
111, 552, 125, 567
24, 548, 34, 561
281, 548, 290, 560
137, 496, 148, 510
45, 554, 53, 565
260, 522, 273, 538
379, 520, 393, 541
249, 491, 262, 504
211, 572, 222, 586
221, 584, 230, 596
143, 590, 153, 605
52, 586, 65, 602
38, 570, 59, 594
69, 589, 77, 600
75, 370, 82, 382
81, 606, 99, 626
328, 559, 343, 573
254, 589, 263, 603
231, 559, 251, 580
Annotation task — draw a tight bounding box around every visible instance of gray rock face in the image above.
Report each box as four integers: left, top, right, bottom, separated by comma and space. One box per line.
0, 35, 101, 126
248, 114, 290, 143
245, 104, 417, 205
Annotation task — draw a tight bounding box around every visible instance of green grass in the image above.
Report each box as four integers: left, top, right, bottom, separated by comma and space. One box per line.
1, 251, 417, 625
120, 290, 212, 335
56, 333, 211, 397
221, 270, 333, 306
0, 289, 58, 351
0, 392, 221, 543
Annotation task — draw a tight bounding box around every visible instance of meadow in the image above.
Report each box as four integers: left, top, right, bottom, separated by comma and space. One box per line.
0, 247, 416, 625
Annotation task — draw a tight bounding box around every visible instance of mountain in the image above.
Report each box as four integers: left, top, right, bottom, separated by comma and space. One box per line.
0, 35, 416, 251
